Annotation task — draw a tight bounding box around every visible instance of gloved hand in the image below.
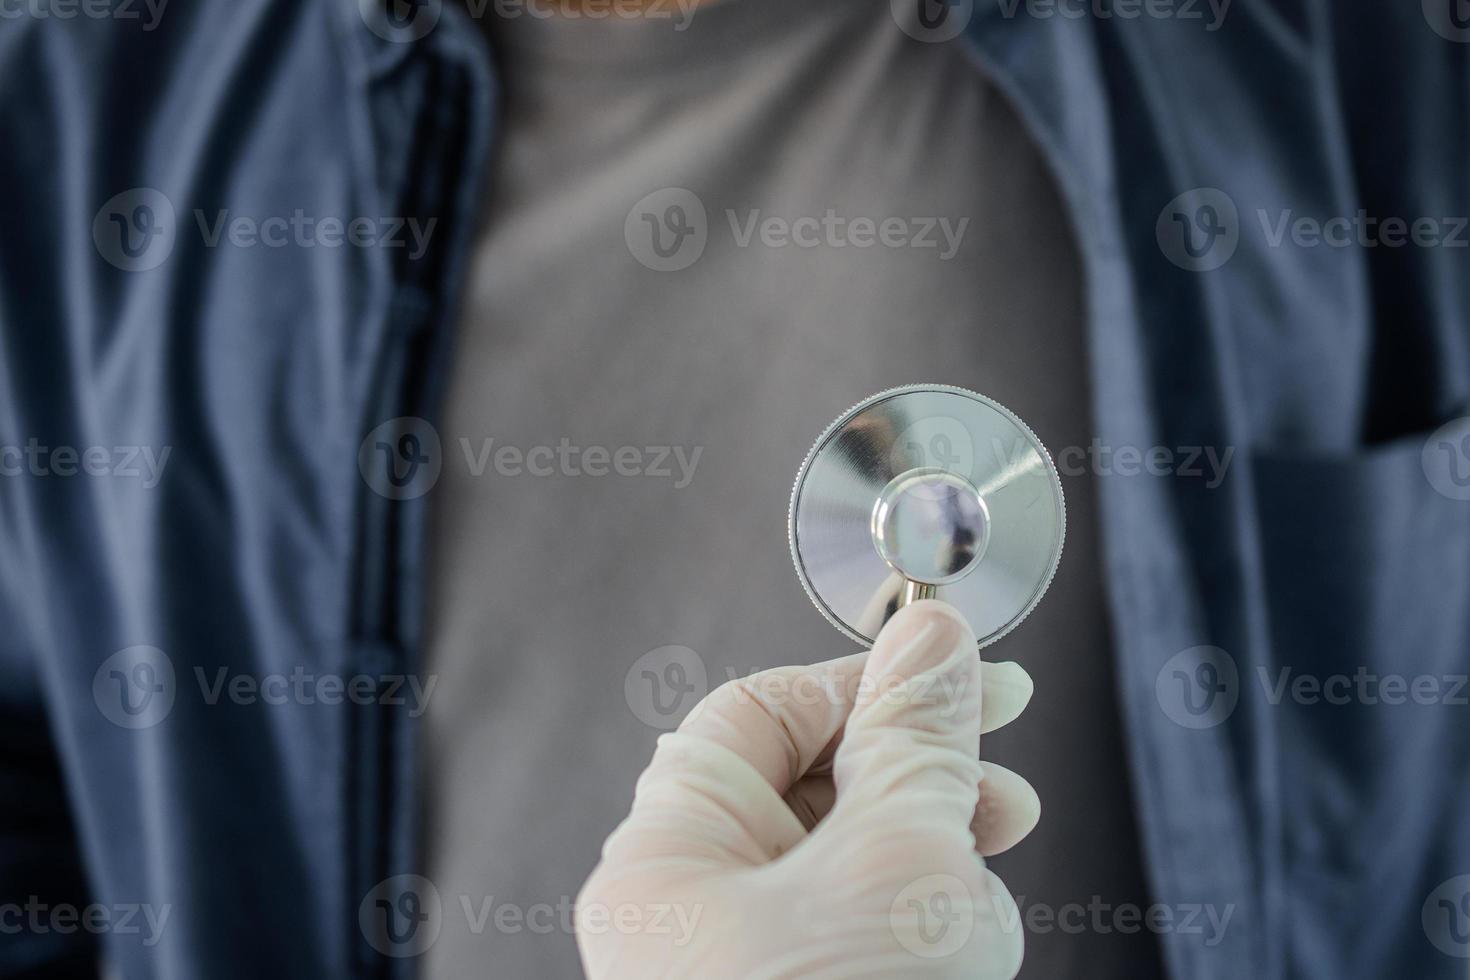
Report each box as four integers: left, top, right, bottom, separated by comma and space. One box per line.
576, 600, 1039, 979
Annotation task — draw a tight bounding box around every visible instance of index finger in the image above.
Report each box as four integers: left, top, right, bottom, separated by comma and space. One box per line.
673, 651, 870, 798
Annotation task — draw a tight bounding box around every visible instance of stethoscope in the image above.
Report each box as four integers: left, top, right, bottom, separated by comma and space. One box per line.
789, 384, 1065, 648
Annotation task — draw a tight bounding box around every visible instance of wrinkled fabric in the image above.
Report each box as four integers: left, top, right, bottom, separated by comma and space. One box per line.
961, 5, 1469, 979
0, 1, 1465, 978
0, 3, 495, 977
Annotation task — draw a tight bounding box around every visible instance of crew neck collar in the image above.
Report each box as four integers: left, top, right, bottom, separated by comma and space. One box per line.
479, 0, 861, 76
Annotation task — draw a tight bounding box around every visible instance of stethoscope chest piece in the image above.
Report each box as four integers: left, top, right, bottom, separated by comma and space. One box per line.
789, 384, 1065, 649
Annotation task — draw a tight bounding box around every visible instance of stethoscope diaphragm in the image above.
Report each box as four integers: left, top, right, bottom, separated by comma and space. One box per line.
788, 384, 1065, 649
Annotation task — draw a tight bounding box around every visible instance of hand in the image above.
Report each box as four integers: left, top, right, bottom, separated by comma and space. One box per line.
576, 600, 1040, 979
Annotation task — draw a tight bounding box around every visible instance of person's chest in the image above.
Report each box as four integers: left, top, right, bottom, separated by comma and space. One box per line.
420, 13, 1152, 979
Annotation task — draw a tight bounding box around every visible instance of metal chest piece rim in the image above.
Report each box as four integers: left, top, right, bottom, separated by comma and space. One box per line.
788, 383, 1066, 649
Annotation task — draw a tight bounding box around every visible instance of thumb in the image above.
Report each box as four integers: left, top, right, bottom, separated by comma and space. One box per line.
829, 600, 984, 830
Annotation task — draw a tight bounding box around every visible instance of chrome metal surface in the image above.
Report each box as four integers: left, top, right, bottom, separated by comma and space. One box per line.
789, 384, 1066, 648
897, 579, 938, 608
871, 467, 991, 586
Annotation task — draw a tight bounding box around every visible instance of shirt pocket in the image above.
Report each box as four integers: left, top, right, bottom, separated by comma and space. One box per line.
1251, 422, 1470, 876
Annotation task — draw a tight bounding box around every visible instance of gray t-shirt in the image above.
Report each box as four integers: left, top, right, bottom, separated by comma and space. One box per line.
423, 2, 1162, 977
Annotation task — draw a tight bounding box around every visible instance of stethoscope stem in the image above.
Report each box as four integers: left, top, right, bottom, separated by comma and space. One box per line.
898, 579, 938, 607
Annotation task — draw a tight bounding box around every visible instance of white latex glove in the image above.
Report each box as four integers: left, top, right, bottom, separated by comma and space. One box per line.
576, 600, 1040, 979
